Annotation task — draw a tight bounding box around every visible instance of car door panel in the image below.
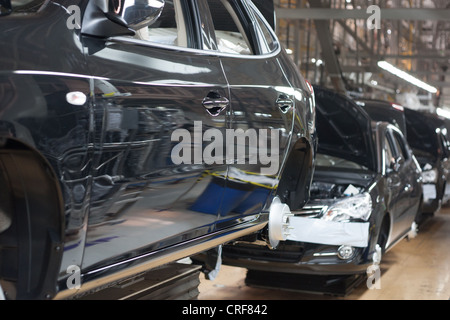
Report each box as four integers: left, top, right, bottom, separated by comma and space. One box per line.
81, 35, 230, 271
198, 0, 297, 230
386, 129, 417, 241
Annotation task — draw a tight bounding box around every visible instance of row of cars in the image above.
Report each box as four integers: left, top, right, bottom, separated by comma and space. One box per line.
0, 0, 315, 299
199, 87, 450, 293
0, 0, 447, 299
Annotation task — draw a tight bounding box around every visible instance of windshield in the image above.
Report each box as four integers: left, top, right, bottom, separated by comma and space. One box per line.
315, 153, 369, 171
0, 0, 46, 14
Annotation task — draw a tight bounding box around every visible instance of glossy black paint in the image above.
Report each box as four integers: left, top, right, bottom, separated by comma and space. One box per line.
356, 99, 407, 137
357, 100, 450, 217
0, 0, 314, 299
218, 87, 422, 276
404, 108, 450, 214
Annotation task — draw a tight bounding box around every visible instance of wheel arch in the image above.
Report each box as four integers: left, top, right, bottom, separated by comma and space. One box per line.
376, 211, 392, 253
276, 136, 314, 210
0, 136, 65, 299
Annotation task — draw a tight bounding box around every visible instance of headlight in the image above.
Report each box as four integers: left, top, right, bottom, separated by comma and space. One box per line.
421, 168, 437, 184
321, 193, 372, 222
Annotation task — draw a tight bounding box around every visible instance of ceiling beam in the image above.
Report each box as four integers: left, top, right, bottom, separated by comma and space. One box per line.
344, 54, 449, 60
308, 1, 347, 94
276, 8, 450, 21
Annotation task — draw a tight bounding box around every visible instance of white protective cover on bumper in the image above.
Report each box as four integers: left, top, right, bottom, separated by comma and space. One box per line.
286, 216, 370, 247
422, 184, 437, 201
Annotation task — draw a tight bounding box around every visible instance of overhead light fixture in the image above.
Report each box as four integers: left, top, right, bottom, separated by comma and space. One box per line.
377, 61, 438, 94
436, 107, 450, 119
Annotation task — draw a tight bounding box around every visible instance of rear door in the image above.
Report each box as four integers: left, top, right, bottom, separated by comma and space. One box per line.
198, 0, 296, 229
386, 127, 417, 239
81, 0, 230, 271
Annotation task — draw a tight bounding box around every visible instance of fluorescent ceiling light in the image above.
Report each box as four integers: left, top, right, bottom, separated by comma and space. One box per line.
437, 107, 450, 119
377, 61, 438, 94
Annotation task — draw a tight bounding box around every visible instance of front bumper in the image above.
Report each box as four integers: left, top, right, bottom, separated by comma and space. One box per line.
286, 216, 370, 247
220, 241, 372, 275
216, 214, 373, 276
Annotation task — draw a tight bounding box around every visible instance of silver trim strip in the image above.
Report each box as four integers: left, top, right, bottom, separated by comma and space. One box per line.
54, 221, 267, 300
108, 36, 282, 60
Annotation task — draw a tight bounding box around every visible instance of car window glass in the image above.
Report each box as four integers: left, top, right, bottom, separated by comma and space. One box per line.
252, 6, 277, 53
439, 132, 450, 158
385, 135, 396, 171
392, 131, 409, 161
206, 0, 253, 55
131, 0, 189, 48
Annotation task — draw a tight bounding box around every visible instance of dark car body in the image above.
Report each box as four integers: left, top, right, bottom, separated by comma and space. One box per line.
356, 100, 450, 217
355, 99, 407, 137
217, 86, 422, 276
0, 0, 315, 299
403, 108, 450, 215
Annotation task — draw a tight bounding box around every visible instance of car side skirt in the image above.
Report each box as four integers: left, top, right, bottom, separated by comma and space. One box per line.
54, 217, 267, 299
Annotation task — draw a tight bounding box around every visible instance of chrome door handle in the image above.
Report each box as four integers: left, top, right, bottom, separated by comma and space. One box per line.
202, 92, 229, 117
276, 94, 294, 113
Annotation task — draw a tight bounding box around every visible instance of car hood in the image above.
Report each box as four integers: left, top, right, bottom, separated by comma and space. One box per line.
313, 86, 376, 172
404, 108, 443, 160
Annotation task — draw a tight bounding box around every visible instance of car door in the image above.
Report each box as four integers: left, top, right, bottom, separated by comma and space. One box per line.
437, 130, 450, 202
198, 0, 296, 229
386, 127, 416, 240
80, 0, 231, 272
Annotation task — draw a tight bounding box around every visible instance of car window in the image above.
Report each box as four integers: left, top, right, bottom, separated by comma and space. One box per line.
384, 135, 396, 172
391, 130, 410, 161
250, 4, 277, 53
205, 0, 253, 55
439, 132, 450, 158
131, 0, 189, 48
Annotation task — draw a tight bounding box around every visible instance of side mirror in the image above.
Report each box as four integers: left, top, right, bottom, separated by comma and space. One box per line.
121, 0, 165, 30
82, 0, 165, 38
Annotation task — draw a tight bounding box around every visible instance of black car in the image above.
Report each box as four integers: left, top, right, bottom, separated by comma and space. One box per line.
356, 99, 450, 219
217, 86, 422, 283
355, 99, 407, 137
0, 0, 315, 299
403, 108, 450, 216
